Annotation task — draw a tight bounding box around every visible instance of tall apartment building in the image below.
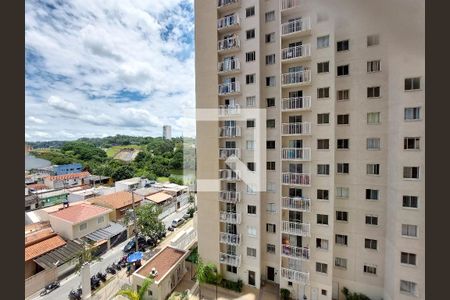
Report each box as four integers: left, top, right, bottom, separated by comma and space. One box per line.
195, 1, 424, 299
163, 125, 172, 139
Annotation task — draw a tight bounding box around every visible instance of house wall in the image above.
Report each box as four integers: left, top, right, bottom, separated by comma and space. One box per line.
53, 164, 83, 175
49, 212, 110, 240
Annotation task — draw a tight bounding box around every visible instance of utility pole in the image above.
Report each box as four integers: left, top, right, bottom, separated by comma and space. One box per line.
131, 189, 139, 252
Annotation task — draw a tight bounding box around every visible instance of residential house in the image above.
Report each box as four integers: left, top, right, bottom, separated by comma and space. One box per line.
160, 183, 190, 209
25, 194, 39, 211
82, 175, 112, 187
67, 186, 114, 203
145, 191, 176, 219
87, 191, 144, 222
53, 163, 83, 175
114, 177, 152, 192
36, 189, 69, 208
43, 171, 91, 189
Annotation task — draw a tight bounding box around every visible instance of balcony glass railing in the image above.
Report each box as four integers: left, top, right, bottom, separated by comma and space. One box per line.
218, 36, 240, 52
281, 122, 311, 135
281, 96, 311, 111
282, 221, 311, 236
281, 70, 311, 85
281, 44, 311, 61
219, 169, 241, 180
281, 17, 311, 36
219, 232, 241, 245
219, 191, 240, 203
217, 0, 239, 9
218, 58, 240, 73
217, 15, 240, 30
220, 211, 241, 224
219, 105, 240, 116
281, 148, 311, 161
282, 172, 311, 186
219, 252, 241, 267
218, 82, 240, 95
219, 148, 240, 160
281, 196, 311, 212
281, 267, 309, 284
219, 126, 241, 137
281, 244, 310, 260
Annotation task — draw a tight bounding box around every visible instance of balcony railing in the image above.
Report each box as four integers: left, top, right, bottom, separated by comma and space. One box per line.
281, 18, 311, 36
219, 126, 241, 138
281, 44, 311, 61
219, 169, 241, 181
281, 267, 309, 284
220, 211, 241, 224
219, 252, 241, 267
219, 105, 240, 116
282, 172, 311, 186
281, 70, 311, 86
219, 148, 240, 160
281, 196, 311, 212
217, 15, 240, 31
218, 82, 240, 95
218, 36, 240, 52
282, 221, 311, 236
219, 191, 240, 203
281, 0, 301, 11
218, 58, 240, 74
281, 96, 311, 111
217, 0, 239, 10
219, 232, 241, 245
281, 244, 310, 260
281, 148, 311, 161
282, 122, 311, 135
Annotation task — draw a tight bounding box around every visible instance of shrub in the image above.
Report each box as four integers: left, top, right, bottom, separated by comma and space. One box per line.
342, 287, 371, 300
219, 278, 243, 292
280, 288, 291, 300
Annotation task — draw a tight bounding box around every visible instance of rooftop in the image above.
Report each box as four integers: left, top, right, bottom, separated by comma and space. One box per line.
25, 234, 66, 262
134, 187, 160, 197
45, 171, 91, 182
49, 203, 111, 224
146, 192, 173, 204
136, 246, 186, 282
88, 191, 143, 209
115, 177, 142, 185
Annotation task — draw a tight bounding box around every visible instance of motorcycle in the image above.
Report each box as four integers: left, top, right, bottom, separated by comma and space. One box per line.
40, 281, 60, 296
90, 275, 100, 290
106, 265, 116, 275
68, 287, 82, 300
112, 262, 121, 271
96, 271, 107, 282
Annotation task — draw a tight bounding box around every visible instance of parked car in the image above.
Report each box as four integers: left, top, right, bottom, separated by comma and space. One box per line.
182, 213, 191, 220
171, 218, 185, 228
123, 236, 147, 253
167, 226, 174, 232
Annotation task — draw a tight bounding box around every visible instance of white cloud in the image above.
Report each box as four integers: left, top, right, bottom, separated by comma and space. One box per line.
47, 96, 79, 114
28, 116, 46, 124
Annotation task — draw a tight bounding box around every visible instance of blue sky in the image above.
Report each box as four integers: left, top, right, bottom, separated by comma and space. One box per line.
25, 0, 195, 141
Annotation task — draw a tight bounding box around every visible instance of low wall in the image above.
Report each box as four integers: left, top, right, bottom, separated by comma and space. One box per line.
25, 268, 57, 298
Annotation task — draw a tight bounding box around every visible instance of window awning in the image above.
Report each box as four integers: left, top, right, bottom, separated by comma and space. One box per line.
84, 222, 126, 242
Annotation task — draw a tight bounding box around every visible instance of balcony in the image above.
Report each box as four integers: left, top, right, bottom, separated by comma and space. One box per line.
219, 252, 241, 267
218, 82, 240, 96
282, 172, 311, 186
219, 148, 240, 160
282, 221, 311, 236
219, 169, 241, 181
281, 70, 311, 87
281, 96, 312, 112
281, 122, 311, 136
281, 0, 301, 11
281, 267, 309, 284
217, 0, 240, 11
282, 196, 311, 212
281, 17, 311, 38
218, 58, 241, 75
219, 105, 240, 116
281, 244, 310, 260
218, 36, 240, 53
219, 232, 241, 245
217, 14, 240, 32
219, 126, 241, 138
281, 44, 311, 62
281, 148, 311, 161
220, 211, 241, 224
219, 191, 240, 203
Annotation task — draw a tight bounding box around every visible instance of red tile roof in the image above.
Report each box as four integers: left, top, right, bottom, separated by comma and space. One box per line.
25, 235, 66, 261
49, 203, 111, 224
88, 191, 143, 209
45, 171, 91, 182
25, 228, 55, 246
137, 246, 186, 282
26, 183, 50, 190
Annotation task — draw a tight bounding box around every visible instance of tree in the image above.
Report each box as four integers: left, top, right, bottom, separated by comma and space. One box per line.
342, 287, 371, 300
73, 243, 101, 273
168, 291, 189, 300
126, 203, 165, 240
111, 165, 135, 181
116, 276, 153, 300
196, 257, 221, 299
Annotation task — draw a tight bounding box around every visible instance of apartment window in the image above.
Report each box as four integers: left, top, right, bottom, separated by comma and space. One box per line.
337, 139, 349, 149
337, 89, 349, 100
322, 290, 327, 296
336, 187, 349, 199
317, 87, 330, 99
316, 238, 329, 250
403, 166, 419, 179
97, 216, 104, 224
317, 164, 330, 175
400, 280, 417, 296
401, 252, 417, 266
265, 32, 275, 43
337, 64, 349, 76
267, 244, 276, 254
266, 223, 276, 233
247, 162, 255, 171
317, 214, 329, 225
246, 29, 255, 40
267, 161, 276, 170
317, 113, 330, 124
266, 119, 276, 128
246, 96, 256, 107
367, 112, 380, 124
404, 137, 420, 150
266, 203, 276, 213
336, 211, 348, 222
316, 262, 328, 274
266, 98, 275, 107
405, 77, 421, 90
404, 107, 421, 120
317, 61, 329, 73
336, 114, 350, 125
366, 215, 378, 225
246, 140, 255, 150
337, 40, 349, 51
266, 76, 276, 86
337, 163, 349, 174
363, 264, 377, 275
402, 224, 418, 237
247, 119, 255, 128
245, 51, 256, 62
227, 265, 237, 273
367, 34, 379, 46
335, 257, 347, 269
317, 35, 330, 48
367, 138, 381, 150
317, 189, 329, 200
247, 226, 257, 237
403, 195, 418, 208
247, 205, 256, 215
366, 164, 380, 175
246, 6, 255, 17
317, 139, 329, 150
247, 247, 257, 257
366, 189, 379, 200
267, 182, 276, 192
365, 239, 377, 250
265, 11, 275, 22
246, 74, 255, 84
367, 60, 381, 72
266, 54, 276, 65
79, 222, 87, 231
335, 234, 348, 246
266, 140, 276, 149
367, 86, 381, 98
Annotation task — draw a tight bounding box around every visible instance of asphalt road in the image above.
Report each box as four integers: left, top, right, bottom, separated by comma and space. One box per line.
28, 205, 190, 300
